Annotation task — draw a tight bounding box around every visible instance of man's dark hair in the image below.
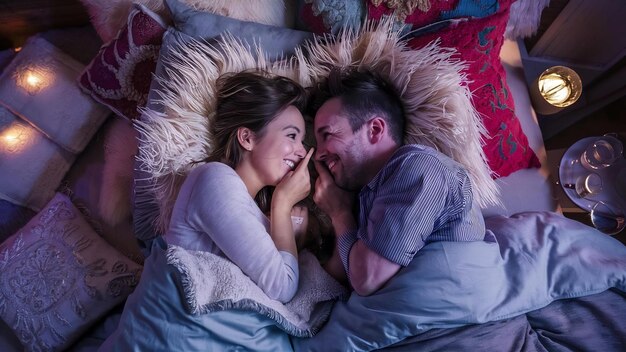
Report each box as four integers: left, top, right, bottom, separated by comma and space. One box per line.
309, 68, 405, 144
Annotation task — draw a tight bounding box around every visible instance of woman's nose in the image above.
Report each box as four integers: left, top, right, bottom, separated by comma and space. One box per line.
295, 142, 306, 158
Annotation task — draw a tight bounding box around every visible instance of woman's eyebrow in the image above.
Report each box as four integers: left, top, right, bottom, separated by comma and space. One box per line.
282, 125, 301, 133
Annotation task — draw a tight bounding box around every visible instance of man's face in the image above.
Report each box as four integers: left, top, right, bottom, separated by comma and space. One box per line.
314, 98, 369, 191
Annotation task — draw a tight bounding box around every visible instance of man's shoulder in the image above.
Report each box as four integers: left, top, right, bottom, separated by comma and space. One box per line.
384, 144, 468, 182
391, 144, 450, 168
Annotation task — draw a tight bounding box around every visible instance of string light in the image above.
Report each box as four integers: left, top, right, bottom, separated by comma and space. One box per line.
1, 124, 31, 153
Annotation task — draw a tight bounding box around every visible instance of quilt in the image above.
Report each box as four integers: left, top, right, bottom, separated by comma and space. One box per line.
100, 212, 626, 351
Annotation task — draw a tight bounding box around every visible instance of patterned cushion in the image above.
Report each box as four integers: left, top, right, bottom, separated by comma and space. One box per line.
79, 0, 294, 43
0, 192, 142, 351
296, 0, 365, 34
78, 4, 167, 120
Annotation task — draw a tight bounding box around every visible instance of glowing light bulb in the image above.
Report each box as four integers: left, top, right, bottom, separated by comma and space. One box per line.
536, 66, 582, 108
14, 66, 53, 95
26, 73, 41, 87
539, 73, 571, 105
1, 124, 30, 153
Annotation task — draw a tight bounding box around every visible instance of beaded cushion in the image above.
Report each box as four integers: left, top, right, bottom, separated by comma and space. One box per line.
0, 192, 142, 351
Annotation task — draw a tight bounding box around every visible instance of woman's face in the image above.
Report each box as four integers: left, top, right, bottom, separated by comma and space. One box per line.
249, 105, 307, 186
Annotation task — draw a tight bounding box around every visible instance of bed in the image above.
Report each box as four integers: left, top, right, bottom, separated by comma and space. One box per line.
0, 0, 625, 351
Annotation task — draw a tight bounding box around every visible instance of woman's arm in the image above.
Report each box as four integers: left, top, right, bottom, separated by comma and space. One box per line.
185, 164, 299, 302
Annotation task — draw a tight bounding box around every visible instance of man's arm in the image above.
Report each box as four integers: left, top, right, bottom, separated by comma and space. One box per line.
313, 160, 401, 293
347, 242, 401, 296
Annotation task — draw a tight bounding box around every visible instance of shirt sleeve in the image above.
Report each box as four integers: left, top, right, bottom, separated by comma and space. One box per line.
185, 165, 299, 303
359, 154, 449, 266
337, 229, 358, 275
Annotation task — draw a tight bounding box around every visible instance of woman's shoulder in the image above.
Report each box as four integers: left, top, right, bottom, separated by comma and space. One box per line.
187, 162, 245, 192
189, 161, 235, 177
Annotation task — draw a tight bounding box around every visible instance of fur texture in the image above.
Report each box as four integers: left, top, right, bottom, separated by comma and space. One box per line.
137, 21, 500, 233
505, 0, 551, 40
80, 0, 294, 42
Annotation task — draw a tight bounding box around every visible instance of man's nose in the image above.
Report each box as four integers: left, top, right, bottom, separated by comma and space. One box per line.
314, 145, 326, 161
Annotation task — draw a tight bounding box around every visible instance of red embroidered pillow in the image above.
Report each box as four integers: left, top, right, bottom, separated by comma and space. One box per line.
79, 4, 167, 120
367, 0, 540, 178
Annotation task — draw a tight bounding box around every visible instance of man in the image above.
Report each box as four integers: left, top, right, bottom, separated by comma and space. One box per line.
311, 68, 486, 296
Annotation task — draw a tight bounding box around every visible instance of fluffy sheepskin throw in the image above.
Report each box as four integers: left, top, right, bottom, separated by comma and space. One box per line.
505, 0, 551, 40
137, 21, 500, 233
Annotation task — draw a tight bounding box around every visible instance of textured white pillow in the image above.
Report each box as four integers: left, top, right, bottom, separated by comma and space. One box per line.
0, 106, 75, 211
137, 21, 499, 233
0, 192, 142, 351
0, 36, 110, 154
79, 0, 295, 42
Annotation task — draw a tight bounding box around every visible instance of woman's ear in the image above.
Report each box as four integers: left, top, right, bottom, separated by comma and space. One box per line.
237, 127, 255, 151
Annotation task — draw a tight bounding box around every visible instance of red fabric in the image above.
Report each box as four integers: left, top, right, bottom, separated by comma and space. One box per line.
79, 6, 166, 120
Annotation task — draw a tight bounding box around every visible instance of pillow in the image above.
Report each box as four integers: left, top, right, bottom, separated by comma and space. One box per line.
0, 36, 110, 154
78, 4, 167, 121
136, 18, 499, 236
0, 192, 142, 351
366, 0, 541, 178
0, 49, 16, 75
79, 0, 295, 43
295, 0, 365, 34
0, 199, 36, 243
0, 106, 76, 211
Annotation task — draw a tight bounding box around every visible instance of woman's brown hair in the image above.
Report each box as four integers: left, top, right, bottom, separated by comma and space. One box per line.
204, 70, 307, 211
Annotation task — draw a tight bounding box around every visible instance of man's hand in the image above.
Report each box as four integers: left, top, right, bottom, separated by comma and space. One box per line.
313, 160, 356, 285
312, 160, 355, 225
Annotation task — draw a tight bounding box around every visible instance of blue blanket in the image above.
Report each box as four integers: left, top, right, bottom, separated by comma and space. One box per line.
100, 212, 626, 351
293, 212, 626, 351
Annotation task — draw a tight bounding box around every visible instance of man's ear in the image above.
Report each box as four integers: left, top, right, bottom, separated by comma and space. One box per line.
237, 127, 255, 151
368, 117, 386, 144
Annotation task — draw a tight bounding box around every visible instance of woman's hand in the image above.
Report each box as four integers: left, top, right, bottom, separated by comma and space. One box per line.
270, 149, 314, 258
273, 148, 315, 211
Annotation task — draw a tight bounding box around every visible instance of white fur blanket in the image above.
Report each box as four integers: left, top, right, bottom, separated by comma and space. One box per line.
166, 246, 348, 337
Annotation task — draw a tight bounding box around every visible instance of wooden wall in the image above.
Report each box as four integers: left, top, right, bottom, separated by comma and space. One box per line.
0, 0, 90, 49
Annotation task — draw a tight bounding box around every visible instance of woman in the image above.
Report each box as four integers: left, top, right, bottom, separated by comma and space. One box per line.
164, 70, 313, 303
